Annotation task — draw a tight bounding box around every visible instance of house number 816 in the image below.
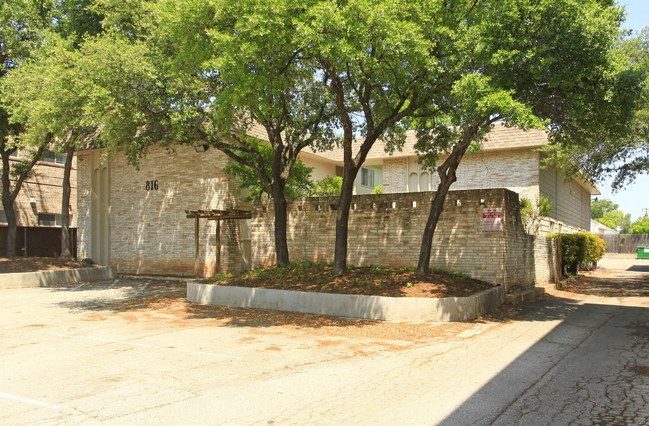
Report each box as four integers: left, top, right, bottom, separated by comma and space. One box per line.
145, 180, 159, 191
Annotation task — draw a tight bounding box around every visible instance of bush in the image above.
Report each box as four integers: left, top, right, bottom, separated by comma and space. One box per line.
520, 196, 553, 234
583, 232, 606, 265
311, 176, 343, 196
548, 232, 606, 275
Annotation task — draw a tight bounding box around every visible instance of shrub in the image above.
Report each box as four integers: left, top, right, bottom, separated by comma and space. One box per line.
520, 196, 553, 234
371, 185, 383, 194
311, 176, 343, 197
583, 232, 606, 265
548, 232, 606, 275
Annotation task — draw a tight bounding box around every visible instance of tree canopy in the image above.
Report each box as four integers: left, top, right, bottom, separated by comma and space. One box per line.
630, 216, 649, 234
558, 27, 649, 191
591, 199, 620, 220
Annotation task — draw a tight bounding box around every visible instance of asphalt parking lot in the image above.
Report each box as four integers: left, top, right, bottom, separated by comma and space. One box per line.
3, 257, 648, 425
0, 276, 476, 424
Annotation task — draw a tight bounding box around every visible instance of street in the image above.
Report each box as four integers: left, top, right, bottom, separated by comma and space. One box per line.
1, 256, 648, 425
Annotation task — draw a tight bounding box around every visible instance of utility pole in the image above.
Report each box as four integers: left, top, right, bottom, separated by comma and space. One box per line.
642, 208, 649, 217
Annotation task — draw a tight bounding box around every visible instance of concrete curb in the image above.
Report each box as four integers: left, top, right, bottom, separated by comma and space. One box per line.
187, 280, 504, 322
0, 266, 117, 289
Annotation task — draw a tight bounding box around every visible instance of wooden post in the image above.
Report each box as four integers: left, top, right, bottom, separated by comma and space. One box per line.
215, 219, 221, 273
194, 217, 200, 277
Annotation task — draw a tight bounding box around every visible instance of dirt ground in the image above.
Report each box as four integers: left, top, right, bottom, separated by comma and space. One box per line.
0, 257, 96, 273
2, 257, 493, 298
200, 261, 493, 298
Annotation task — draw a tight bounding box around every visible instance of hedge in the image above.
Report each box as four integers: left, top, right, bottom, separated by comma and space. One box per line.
548, 232, 606, 275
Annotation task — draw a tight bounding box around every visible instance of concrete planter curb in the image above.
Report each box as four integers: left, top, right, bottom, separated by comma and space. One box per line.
187, 280, 504, 322
0, 266, 117, 289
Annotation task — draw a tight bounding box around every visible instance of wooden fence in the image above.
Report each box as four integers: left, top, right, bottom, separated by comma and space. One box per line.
600, 234, 649, 254
0, 226, 77, 258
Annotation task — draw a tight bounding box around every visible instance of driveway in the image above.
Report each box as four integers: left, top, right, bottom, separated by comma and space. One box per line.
1, 256, 648, 424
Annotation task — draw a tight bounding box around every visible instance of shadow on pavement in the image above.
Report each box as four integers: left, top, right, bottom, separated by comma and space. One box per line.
628, 265, 649, 273
441, 300, 649, 425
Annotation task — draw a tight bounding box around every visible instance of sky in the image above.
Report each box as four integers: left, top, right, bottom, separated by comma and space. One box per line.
595, 1, 649, 221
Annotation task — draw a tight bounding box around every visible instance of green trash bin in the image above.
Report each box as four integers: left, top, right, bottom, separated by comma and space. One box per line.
638, 245, 649, 259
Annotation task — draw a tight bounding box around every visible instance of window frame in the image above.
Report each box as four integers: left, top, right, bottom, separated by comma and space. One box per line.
360, 167, 375, 187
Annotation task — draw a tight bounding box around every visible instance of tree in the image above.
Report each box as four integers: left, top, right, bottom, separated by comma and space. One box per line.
412, 0, 641, 275
630, 216, 649, 234
0, 0, 57, 256
2, 36, 95, 259
70, 0, 337, 267
223, 143, 314, 201
302, 0, 457, 274
591, 199, 620, 219
2, 0, 104, 259
598, 210, 632, 233
568, 27, 649, 191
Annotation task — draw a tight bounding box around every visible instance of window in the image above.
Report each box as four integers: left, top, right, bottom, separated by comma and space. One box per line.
408, 172, 419, 192
419, 172, 430, 192
38, 213, 56, 227
42, 150, 67, 164
37, 214, 70, 227
0, 211, 7, 224
361, 168, 374, 187
55, 214, 72, 227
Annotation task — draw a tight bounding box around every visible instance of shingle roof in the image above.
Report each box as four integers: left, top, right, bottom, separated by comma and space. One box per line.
301, 123, 548, 161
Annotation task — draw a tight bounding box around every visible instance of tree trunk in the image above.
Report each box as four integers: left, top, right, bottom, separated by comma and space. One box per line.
1, 151, 17, 257
415, 173, 457, 276
272, 191, 290, 266
59, 145, 75, 259
3, 201, 18, 257
332, 165, 358, 274
1, 139, 46, 257
416, 130, 477, 276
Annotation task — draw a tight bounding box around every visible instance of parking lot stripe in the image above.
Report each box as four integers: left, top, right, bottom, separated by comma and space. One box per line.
107, 279, 119, 289
0, 392, 61, 409
49, 333, 238, 359
135, 281, 150, 295
70, 282, 88, 291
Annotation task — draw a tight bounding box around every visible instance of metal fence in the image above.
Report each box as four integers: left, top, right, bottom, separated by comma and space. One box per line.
0, 226, 77, 258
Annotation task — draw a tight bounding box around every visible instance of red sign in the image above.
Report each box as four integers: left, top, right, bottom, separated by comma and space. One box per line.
483, 208, 503, 233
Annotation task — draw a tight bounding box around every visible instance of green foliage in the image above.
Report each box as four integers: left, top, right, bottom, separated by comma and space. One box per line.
567, 27, 649, 191
583, 233, 607, 266
630, 216, 649, 234
311, 176, 342, 197
597, 210, 632, 233
223, 143, 314, 201
520, 196, 554, 234
591, 199, 619, 220
548, 232, 606, 275
371, 185, 382, 195
589, 198, 631, 232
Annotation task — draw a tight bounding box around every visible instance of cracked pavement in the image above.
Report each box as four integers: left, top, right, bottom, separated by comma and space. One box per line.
1, 256, 648, 425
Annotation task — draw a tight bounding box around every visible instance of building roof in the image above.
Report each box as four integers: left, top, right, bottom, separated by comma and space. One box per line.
590, 219, 619, 234
302, 122, 549, 162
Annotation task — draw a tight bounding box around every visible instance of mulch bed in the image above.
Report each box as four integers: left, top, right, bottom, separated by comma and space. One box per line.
199, 261, 493, 298
0, 257, 96, 274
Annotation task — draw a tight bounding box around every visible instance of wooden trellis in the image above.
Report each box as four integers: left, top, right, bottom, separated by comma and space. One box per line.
185, 209, 252, 276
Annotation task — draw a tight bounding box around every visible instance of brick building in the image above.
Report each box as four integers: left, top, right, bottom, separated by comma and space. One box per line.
76, 124, 595, 278
1, 150, 77, 257
302, 123, 599, 232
